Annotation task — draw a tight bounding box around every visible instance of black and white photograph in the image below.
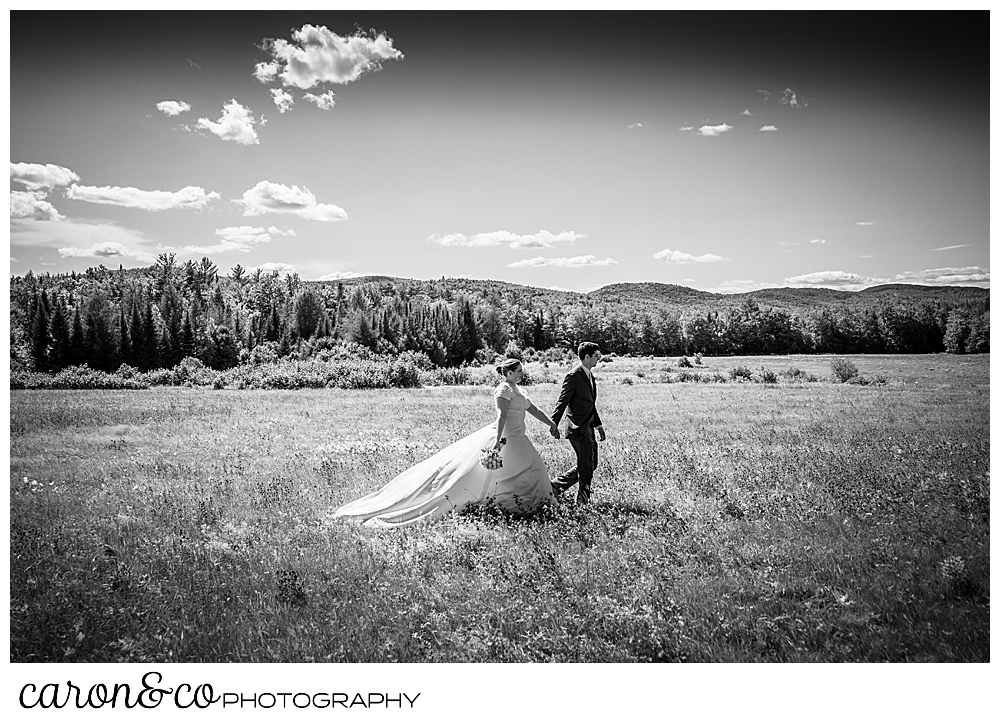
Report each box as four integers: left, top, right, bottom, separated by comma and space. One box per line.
8, 6, 990, 719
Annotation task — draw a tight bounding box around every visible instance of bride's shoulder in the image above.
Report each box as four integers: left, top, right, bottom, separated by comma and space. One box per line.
494, 381, 514, 399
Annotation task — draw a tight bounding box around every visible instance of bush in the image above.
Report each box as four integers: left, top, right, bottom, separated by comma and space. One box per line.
782, 366, 806, 380
729, 365, 753, 381
830, 358, 859, 383
694, 353, 703, 365
754, 367, 778, 384
678, 356, 693, 368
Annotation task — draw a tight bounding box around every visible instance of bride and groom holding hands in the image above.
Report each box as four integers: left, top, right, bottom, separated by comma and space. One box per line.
333, 342, 608, 528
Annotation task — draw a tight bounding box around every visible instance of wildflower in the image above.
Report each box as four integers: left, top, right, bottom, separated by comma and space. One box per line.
940, 556, 966, 581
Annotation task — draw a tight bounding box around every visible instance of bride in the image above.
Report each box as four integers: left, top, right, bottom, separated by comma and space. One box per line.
331, 358, 559, 528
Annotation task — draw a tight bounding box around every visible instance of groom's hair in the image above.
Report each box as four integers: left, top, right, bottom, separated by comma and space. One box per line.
577, 341, 600, 359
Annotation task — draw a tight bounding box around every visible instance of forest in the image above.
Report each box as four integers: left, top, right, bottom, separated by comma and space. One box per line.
9, 254, 991, 375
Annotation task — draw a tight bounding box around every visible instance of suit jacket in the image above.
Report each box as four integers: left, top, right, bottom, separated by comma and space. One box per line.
551, 365, 602, 436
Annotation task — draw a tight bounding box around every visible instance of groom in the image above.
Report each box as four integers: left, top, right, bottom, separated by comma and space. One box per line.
550, 341, 606, 504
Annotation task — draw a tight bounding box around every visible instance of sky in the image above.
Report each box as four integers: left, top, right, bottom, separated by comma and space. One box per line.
9, 10, 990, 293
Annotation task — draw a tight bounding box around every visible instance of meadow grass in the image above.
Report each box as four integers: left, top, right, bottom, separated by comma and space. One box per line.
10, 354, 989, 662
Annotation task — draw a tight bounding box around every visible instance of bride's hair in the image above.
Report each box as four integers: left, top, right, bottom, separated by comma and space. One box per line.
495, 358, 521, 376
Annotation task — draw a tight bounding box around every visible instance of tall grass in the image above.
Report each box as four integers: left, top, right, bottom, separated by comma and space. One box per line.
10, 354, 989, 662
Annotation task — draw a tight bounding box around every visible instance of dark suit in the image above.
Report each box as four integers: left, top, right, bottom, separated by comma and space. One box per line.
550, 365, 602, 503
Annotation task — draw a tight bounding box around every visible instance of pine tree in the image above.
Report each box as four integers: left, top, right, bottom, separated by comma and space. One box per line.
30, 291, 51, 372
47, 295, 71, 370
118, 305, 132, 367
69, 306, 87, 367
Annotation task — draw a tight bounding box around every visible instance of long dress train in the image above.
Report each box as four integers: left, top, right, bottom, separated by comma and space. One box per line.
331, 382, 555, 528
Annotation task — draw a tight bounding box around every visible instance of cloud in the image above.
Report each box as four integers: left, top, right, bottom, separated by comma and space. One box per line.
236, 181, 347, 222
892, 267, 989, 286
678, 126, 694, 131
780, 241, 800, 246
66, 184, 220, 211
704, 279, 774, 294
270, 89, 294, 113
187, 59, 203, 71
810, 238, 826, 245
163, 225, 296, 255
508, 255, 617, 268
255, 25, 403, 90
196, 99, 260, 145
860, 255, 875, 258
628, 122, 643, 128
741, 109, 754, 116
156, 100, 191, 116
697, 123, 732, 137
303, 91, 337, 110
784, 271, 874, 288
758, 89, 771, 101
11, 218, 157, 263
250, 262, 297, 275
760, 125, 778, 132
59, 242, 133, 258
10, 162, 80, 190
315, 270, 362, 280
11, 191, 63, 221
427, 230, 585, 249
653, 248, 728, 264
778, 88, 810, 108
933, 244, 970, 251
856, 221, 876, 226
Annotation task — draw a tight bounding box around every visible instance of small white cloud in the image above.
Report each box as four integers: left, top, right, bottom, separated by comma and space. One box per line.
741, 109, 754, 116
156, 100, 191, 116
705, 279, 774, 294
697, 123, 732, 137
303, 91, 337, 110
893, 267, 989, 286
270, 89, 294, 113
10, 191, 63, 221
66, 184, 220, 211
784, 270, 872, 288
254, 61, 280, 83
196, 99, 260, 145
933, 244, 970, 251
758, 89, 771, 100
860, 255, 875, 258
427, 230, 585, 249
678, 126, 694, 131
653, 248, 728, 264
10, 162, 80, 190
780, 241, 800, 246
856, 221, 876, 226
315, 270, 362, 280
508, 255, 617, 268
760, 125, 778, 132
59, 242, 132, 258
187, 59, 203, 72
778, 88, 810, 108
628, 122, 643, 128
810, 238, 826, 245
256, 25, 403, 90
11, 218, 156, 263
236, 180, 347, 222
250, 262, 297, 275
165, 225, 296, 255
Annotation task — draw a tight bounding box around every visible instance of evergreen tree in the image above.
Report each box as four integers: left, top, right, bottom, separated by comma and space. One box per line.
30, 291, 51, 371
47, 295, 71, 370
68, 306, 87, 367
180, 310, 195, 359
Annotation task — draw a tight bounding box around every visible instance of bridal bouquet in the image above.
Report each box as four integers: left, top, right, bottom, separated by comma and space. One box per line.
480, 438, 507, 470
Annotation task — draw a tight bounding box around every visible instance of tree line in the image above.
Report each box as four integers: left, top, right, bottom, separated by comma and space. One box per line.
9, 255, 990, 374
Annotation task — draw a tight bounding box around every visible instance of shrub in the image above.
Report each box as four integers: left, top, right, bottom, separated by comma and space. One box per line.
694, 352, 703, 365
754, 367, 778, 384
678, 356, 693, 368
729, 365, 753, 381
676, 370, 700, 382
782, 366, 806, 379
830, 358, 859, 383
618, 376, 635, 385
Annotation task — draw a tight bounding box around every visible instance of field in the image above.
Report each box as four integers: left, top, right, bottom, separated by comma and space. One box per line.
9, 354, 990, 663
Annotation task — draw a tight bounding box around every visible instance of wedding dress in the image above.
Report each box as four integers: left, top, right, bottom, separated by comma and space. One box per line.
331, 382, 555, 528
